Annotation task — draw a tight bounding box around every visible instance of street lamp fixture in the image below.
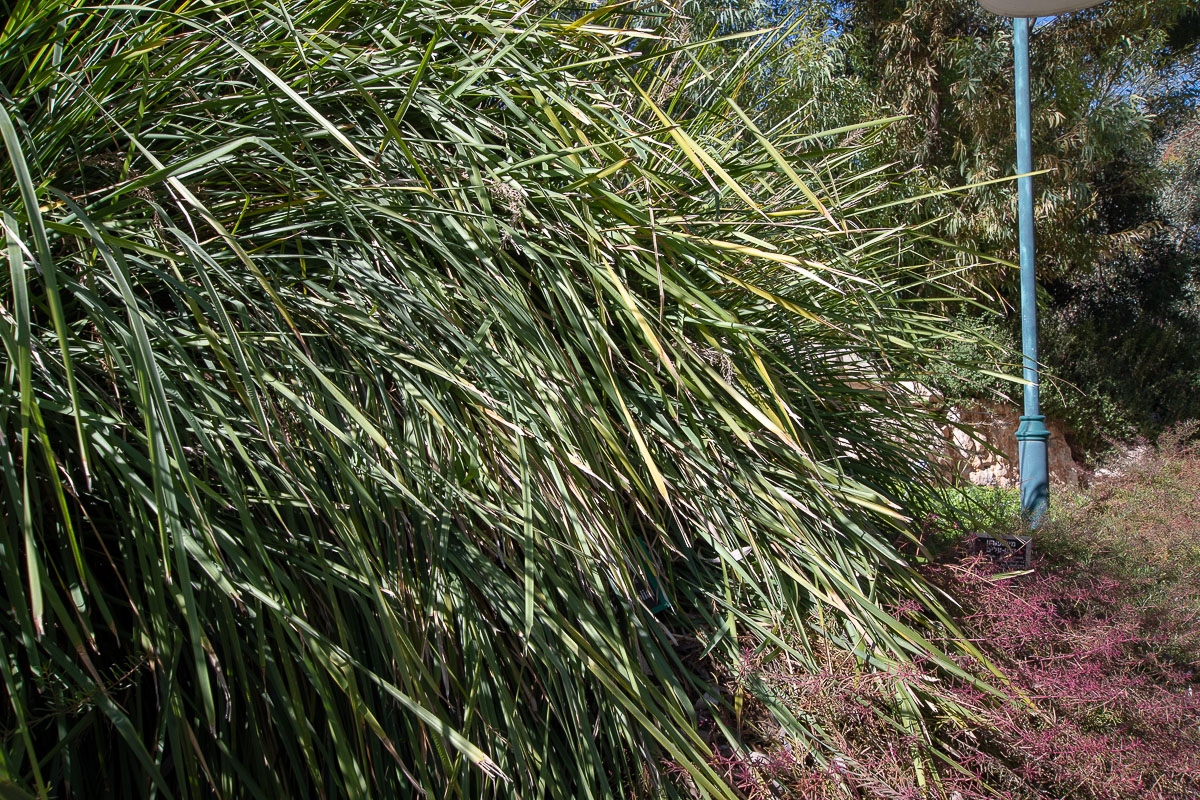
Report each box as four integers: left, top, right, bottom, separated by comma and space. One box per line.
979, 0, 1101, 14
977, 0, 1104, 525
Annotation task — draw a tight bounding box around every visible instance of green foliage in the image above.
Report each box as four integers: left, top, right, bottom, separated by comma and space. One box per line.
1041, 236, 1200, 454
922, 309, 1020, 404
0, 0, 992, 796
937, 484, 1019, 539
1159, 113, 1200, 242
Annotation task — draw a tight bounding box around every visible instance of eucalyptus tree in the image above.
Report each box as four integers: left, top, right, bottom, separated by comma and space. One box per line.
807, 0, 1200, 447
838, 0, 1198, 281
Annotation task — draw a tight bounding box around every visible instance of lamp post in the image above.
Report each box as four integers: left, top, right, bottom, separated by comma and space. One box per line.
978, 0, 1103, 525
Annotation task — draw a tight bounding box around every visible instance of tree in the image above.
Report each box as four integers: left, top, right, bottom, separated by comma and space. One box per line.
840, 0, 1197, 282
823, 0, 1200, 448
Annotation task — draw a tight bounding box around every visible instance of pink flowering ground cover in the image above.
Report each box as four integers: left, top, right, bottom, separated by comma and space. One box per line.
668, 424, 1200, 799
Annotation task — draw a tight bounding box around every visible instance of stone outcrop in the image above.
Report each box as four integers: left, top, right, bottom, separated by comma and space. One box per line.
942, 402, 1080, 488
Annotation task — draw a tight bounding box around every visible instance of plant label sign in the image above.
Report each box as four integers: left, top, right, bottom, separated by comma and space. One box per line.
634, 538, 671, 614
969, 533, 1032, 570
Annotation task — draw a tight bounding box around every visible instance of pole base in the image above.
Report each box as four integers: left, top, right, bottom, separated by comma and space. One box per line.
1016, 415, 1051, 527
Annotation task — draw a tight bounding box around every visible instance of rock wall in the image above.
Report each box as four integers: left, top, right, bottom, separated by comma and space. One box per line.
942, 402, 1081, 488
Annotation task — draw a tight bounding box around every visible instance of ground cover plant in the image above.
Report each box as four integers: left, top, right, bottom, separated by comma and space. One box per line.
923, 429, 1200, 799
692, 427, 1200, 799
0, 0, 1001, 796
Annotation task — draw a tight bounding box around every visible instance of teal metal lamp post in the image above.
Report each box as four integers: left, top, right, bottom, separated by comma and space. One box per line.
979, 0, 1102, 524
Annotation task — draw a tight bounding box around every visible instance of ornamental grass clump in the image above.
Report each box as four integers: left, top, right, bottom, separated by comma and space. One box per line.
1, 0, 988, 796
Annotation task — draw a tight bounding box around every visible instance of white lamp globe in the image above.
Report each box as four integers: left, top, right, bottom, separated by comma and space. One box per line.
978, 0, 1103, 15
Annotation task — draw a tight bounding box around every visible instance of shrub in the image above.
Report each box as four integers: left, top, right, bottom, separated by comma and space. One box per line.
1041, 235, 1200, 453
923, 310, 1022, 407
